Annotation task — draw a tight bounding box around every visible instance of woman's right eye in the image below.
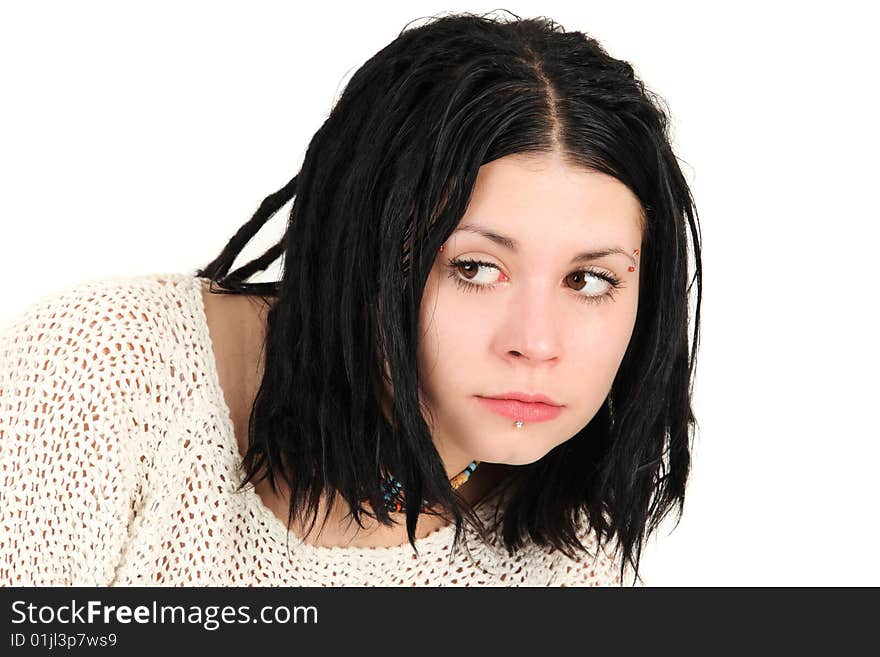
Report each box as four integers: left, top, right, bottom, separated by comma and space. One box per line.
446, 258, 501, 290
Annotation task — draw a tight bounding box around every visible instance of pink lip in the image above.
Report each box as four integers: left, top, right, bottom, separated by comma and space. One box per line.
475, 396, 564, 422
484, 391, 562, 406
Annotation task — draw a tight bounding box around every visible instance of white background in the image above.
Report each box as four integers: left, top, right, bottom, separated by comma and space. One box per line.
1, 1, 877, 585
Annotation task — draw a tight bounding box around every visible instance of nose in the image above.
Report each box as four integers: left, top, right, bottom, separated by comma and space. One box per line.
496, 283, 563, 365
507, 343, 559, 363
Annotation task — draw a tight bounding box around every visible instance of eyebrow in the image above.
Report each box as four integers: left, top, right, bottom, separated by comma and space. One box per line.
452, 223, 636, 266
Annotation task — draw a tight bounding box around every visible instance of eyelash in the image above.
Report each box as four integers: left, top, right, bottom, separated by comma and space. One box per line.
445, 258, 624, 305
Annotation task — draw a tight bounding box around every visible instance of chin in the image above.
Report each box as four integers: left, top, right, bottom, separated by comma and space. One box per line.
484, 444, 554, 467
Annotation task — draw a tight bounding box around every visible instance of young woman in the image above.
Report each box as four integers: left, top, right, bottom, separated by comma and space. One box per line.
0, 12, 701, 586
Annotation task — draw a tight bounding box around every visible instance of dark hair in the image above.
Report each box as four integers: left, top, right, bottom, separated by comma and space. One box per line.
195, 10, 702, 585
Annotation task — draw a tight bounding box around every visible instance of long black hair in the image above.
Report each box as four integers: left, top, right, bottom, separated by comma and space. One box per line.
195, 10, 702, 585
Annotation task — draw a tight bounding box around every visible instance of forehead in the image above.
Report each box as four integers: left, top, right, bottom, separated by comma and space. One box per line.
460, 153, 645, 241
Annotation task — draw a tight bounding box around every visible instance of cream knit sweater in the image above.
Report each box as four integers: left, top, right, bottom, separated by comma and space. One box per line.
0, 272, 623, 586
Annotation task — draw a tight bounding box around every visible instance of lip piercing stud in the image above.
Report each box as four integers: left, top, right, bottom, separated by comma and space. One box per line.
514, 420, 524, 428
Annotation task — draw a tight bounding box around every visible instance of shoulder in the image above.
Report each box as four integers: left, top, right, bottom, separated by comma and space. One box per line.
1, 272, 200, 349
0, 272, 204, 585
542, 510, 626, 587
0, 272, 206, 444
0, 271, 208, 496
1, 272, 203, 373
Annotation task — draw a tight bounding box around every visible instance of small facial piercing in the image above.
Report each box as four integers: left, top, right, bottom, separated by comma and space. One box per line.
514, 420, 524, 428
628, 248, 640, 272
439, 244, 445, 252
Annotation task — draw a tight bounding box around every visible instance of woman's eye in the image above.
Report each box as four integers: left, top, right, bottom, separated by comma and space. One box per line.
564, 271, 614, 296
452, 259, 502, 286
445, 258, 624, 305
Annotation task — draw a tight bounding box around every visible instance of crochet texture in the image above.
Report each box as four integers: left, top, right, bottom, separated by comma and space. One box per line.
0, 272, 623, 586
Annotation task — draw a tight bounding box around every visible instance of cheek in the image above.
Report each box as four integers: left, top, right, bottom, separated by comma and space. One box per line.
567, 305, 638, 396
417, 287, 484, 402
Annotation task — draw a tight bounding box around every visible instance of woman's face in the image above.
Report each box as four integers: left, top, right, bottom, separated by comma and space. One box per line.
417, 152, 644, 476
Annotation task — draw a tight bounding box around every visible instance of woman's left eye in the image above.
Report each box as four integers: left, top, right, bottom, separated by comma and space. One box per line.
445, 258, 624, 305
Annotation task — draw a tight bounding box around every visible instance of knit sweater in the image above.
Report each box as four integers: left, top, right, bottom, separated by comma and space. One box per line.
0, 272, 624, 586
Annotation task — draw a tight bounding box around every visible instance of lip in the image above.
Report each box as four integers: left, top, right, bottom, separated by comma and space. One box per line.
475, 395, 564, 422
481, 391, 562, 406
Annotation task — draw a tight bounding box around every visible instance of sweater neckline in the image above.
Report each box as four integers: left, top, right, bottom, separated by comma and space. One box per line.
187, 273, 458, 558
